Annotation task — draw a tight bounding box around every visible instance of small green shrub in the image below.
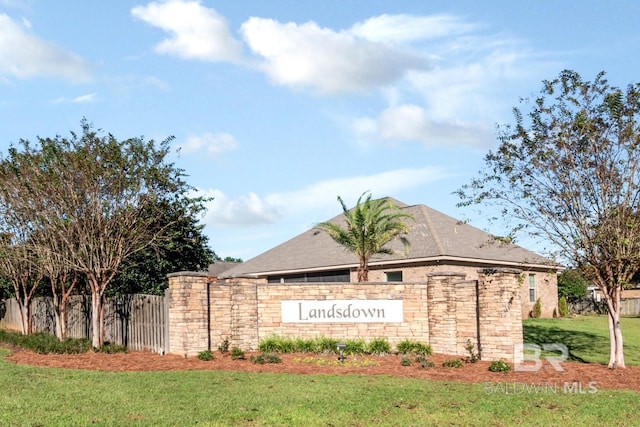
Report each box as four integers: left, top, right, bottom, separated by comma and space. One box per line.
414, 342, 433, 357
0, 331, 92, 354
489, 360, 511, 373
217, 337, 230, 353
396, 340, 433, 357
531, 298, 542, 318
558, 296, 568, 318
230, 347, 245, 360
366, 338, 391, 355
415, 355, 435, 368
198, 349, 214, 361
400, 357, 412, 366
100, 342, 127, 354
421, 360, 436, 368
250, 353, 282, 364
465, 339, 480, 363
442, 358, 463, 368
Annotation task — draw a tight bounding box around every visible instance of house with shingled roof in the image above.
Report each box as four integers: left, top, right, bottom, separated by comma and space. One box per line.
219, 199, 562, 318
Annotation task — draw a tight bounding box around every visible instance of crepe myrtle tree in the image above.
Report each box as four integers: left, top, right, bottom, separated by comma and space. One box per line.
456, 70, 640, 369
317, 192, 414, 282
0, 235, 43, 335
0, 119, 208, 348
0, 141, 84, 340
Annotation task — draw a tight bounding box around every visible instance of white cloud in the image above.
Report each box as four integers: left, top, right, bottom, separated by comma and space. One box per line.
181, 132, 239, 155
199, 167, 448, 229
0, 14, 92, 81
354, 104, 494, 149
266, 167, 449, 216
50, 92, 97, 104
200, 190, 281, 227
240, 17, 429, 94
142, 75, 170, 91
350, 14, 477, 44
72, 92, 97, 103
131, 0, 243, 63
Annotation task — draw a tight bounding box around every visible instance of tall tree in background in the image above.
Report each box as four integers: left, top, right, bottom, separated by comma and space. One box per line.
109, 199, 215, 296
557, 269, 588, 303
0, 120, 208, 347
457, 70, 640, 369
317, 192, 413, 282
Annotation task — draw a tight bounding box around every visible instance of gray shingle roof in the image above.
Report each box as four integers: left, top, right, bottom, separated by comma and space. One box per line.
220, 200, 558, 278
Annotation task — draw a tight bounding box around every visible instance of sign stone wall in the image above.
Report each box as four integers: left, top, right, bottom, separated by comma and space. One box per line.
167, 268, 524, 361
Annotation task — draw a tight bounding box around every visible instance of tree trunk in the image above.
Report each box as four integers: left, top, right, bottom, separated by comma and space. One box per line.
16, 296, 29, 335
605, 285, 625, 369
52, 291, 63, 340
60, 293, 69, 340
52, 292, 69, 341
90, 289, 104, 348
357, 258, 369, 282
99, 299, 105, 346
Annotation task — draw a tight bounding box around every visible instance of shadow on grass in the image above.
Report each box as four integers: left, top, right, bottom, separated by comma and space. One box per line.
522, 325, 602, 364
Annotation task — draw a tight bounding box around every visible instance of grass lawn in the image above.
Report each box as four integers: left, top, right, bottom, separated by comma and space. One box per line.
523, 315, 640, 366
0, 347, 637, 427
1, 315, 639, 426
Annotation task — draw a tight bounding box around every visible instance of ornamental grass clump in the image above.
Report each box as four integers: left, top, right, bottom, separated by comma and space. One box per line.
366, 338, 391, 355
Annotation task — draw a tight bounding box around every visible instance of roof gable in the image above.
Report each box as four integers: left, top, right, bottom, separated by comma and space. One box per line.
220, 199, 557, 278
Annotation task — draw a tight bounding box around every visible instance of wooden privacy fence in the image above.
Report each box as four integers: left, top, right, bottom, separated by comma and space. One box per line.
568, 297, 640, 316
0, 294, 168, 352
621, 298, 640, 316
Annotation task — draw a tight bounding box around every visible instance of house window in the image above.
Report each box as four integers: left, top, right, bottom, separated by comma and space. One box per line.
386, 271, 403, 282
528, 274, 536, 303
267, 270, 350, 283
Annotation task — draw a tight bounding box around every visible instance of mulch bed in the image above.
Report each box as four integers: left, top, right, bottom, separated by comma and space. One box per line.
5, 348, 640, 392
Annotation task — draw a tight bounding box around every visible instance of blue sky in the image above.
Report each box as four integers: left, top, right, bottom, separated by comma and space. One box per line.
1, 1, 639, 261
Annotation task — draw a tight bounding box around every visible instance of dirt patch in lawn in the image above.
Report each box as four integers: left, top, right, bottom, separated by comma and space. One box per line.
5, 348, 640, 392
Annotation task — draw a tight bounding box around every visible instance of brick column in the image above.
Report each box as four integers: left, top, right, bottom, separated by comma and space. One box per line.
455, 280, 479, 356
166, 272, 210, 357
427, 272, 466, 355
229, 279, 260, 350
477, 268, 523, 362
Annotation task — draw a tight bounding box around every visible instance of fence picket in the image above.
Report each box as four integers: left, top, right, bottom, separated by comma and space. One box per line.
0, 294, 167, 352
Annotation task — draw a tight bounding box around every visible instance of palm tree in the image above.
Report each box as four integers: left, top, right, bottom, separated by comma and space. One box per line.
317, 192, 414, 282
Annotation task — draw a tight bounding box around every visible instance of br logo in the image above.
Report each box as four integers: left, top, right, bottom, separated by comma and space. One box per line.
513, 343, 568, 372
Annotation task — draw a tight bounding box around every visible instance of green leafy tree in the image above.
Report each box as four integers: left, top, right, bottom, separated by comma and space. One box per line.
109, 200, 215, 296
0, 144, 79, 339
457, 70, 640, 369
0, 120, 207, 348
0, 236, 43, 335
317, 192, 413, 282
557, 269, 588, 302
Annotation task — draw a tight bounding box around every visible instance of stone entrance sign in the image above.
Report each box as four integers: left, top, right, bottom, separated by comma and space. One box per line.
281, 300, 404, 323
